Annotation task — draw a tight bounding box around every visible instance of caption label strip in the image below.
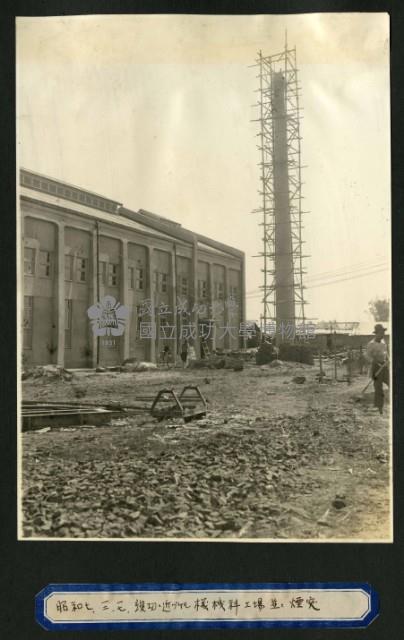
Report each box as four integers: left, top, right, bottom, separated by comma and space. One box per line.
36, 582, 378, 630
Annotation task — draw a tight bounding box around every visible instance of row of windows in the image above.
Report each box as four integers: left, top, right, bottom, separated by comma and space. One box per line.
179, 276, 188, 296
229, 285, 239, 300
25, 248, 89, 282
215, 282, 225, 300
98, 264, 144, 290
99, 261, 119, 287
24, 250, 238, 298
153, 271, 168, 293
197, 280, 237, 300
129, 266, 144, 291
24, 248, 53, 278
24, 249, 145, 291
65, 255, 88, 282
198, 279, 208, 299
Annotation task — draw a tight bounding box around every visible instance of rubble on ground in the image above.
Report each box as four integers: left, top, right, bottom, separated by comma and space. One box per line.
22, 365, 73, 382
21, 360, 390, 540
21, 400, 388, 539
255, 341, 274, 365
72, 384, 88, 399
121, 360, 158, 372
332, 495, 347, 510
269, 359, 283, 368
187, 356, 243, 371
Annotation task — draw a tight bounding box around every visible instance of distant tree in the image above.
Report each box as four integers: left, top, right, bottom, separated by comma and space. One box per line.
368, 298, 389, 322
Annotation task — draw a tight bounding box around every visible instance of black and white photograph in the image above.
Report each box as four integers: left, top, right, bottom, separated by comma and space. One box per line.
17, 12, 392, 542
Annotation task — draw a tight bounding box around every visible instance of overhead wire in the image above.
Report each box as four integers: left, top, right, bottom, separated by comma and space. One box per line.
245, 259, 389, 299
245, 265, 388, 301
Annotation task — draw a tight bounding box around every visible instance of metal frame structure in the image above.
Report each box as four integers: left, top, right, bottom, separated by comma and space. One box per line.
252, 42, 307, 337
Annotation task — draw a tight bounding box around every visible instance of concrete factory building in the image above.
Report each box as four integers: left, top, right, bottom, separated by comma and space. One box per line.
20, 169, 246, 368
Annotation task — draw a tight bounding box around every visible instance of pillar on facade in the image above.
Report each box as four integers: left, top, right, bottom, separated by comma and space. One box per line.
56, 223, 65, 367
207, 262, 216, 351
171, 245, 178, 364
223, 265, 230, 350
91, 227, 98, 368
191, 238, 200, 356
121, 239, 130, 361
146, 246, 156, 363
240, 256, 247, 349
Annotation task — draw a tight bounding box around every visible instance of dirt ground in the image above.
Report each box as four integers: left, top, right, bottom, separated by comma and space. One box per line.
21, 359, 391, 541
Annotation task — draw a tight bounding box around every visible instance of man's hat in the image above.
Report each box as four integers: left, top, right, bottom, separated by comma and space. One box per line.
373, 323, 386, 334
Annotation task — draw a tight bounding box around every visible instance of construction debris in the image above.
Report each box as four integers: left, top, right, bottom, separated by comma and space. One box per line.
255, 341, 274, 365
21, 360, 390, 540
22, 384, 208, 430
22, 365, 73, 381
188, 356, 244, 371
269, 359, 284, 368
22, 401, 124, 431
121, 361, 158, 372
332, 495, 347, 510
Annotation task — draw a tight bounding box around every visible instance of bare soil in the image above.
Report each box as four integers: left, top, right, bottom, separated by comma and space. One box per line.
21, 360, 391, 540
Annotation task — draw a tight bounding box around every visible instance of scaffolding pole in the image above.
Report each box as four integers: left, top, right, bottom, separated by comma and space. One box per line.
252, 42, 307, 339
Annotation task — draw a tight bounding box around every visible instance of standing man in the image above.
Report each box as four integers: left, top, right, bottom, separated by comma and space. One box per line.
366, 324, 389, 414
187, 341, 197, 366
162, 345, 170, 368
200, 337, 208, 359
180, 339, 188, 369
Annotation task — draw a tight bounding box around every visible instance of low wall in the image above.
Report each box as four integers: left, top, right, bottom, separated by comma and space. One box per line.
309, 334, 390, 353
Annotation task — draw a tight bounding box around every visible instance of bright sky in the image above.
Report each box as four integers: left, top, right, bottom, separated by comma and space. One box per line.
16, 13, 390, 323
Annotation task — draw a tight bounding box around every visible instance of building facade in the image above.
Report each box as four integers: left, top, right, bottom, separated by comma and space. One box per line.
20, 169, 246, 368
